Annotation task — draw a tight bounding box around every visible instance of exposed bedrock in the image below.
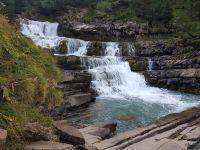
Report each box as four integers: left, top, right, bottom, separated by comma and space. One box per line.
135, 39, 200, 94
123, 57, 148, 72
50, 55, 95, 119
55, 55, 83, 70
58, 21, 174, 42
93, 107, 200, 150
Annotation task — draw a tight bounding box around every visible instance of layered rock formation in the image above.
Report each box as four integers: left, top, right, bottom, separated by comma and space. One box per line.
92, 107, 200, 150
58, 21, 174, 42
134, 39, 200, 94
49, 55, 94, 119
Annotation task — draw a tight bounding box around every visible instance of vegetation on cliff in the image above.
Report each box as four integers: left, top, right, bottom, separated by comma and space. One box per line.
0, 15, 62, 149
2, 0, 199, 38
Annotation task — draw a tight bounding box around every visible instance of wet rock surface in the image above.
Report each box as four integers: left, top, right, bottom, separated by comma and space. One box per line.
92, 107, 200, 150
51, 55, 94, 119
134, 39, 200, 94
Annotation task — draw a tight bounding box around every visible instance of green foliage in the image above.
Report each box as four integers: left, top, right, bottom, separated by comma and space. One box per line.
172, 0, 200, 37
0, 101, 53, 149
83, 0, 173, 25
0, 15, 62, 106
0, 15, 61, 149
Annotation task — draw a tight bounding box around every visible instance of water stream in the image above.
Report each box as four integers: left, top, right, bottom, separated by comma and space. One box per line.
20, 19, 200, 132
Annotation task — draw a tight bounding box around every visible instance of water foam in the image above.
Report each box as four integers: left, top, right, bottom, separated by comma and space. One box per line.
20, 19, 88, 56
20, 19, 199, 112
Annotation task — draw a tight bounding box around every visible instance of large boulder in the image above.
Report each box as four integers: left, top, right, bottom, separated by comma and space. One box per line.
54, 120, 85, 145
60, 70, 91, 83
24, 141, 75, 150
63, 93, 92, 108
95, 122, 117, 133
55, 55, 82, 70
124, 57, 148, 71
23, 122, 59, 142
0, 128, 7, 149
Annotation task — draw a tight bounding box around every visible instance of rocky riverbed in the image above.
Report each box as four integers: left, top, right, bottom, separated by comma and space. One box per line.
1, 106, 200, 150
17, 19, 200, 150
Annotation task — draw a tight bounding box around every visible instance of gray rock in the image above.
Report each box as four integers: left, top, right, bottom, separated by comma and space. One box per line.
60, 70, 91, 83
24, 141, 75, 150
54, 120, 85, 145
63, 93, 92, 108
0, 128, 7, 149
55, 55, 82, 70
95, 122, 117, 133
23, 122, 59, 142
94, 107, 200, 150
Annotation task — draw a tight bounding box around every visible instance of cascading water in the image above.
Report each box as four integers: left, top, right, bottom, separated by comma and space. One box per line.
20, 19, 88, 56
83, 42, 195, 109
20, 19, 200, 132
148, 58, 153, 71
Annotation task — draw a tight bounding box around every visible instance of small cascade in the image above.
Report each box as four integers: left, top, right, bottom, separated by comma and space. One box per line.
148, 58, 153, 71
67, 38, 89, 56
127, 43, 135, 56
20, 19, 89, 56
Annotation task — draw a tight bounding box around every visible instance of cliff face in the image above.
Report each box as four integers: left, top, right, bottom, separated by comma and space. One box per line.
134, 39, 200, 94
58, 21, 174, 42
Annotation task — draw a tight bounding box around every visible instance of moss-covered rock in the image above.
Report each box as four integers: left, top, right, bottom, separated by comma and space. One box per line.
58, 40, 68, 54
55, 55, 82, 70
87, 41, 104, 56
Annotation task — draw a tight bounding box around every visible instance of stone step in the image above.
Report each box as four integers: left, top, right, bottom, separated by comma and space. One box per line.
55, 55, 83, 70
60, 70, 91, 84
63, 93, 93, 108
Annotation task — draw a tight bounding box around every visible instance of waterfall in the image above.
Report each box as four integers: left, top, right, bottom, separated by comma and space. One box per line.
83, 43, 186, 107
20, 19, 88, 56
20, 19, 198, 111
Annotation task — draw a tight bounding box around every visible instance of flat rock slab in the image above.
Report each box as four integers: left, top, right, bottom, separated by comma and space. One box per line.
63, 93, 92, 108
79, 122, 117, 147
24, 141, 75, 150
94, 107, 200, 150
54, 120, 85, 145
23, 122, 59, 142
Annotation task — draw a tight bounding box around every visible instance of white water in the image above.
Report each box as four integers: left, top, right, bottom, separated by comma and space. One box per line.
20, 19, 88, 56
148, 58, 153, 71
84, 43, 196, 111
20, 19, 199, 112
